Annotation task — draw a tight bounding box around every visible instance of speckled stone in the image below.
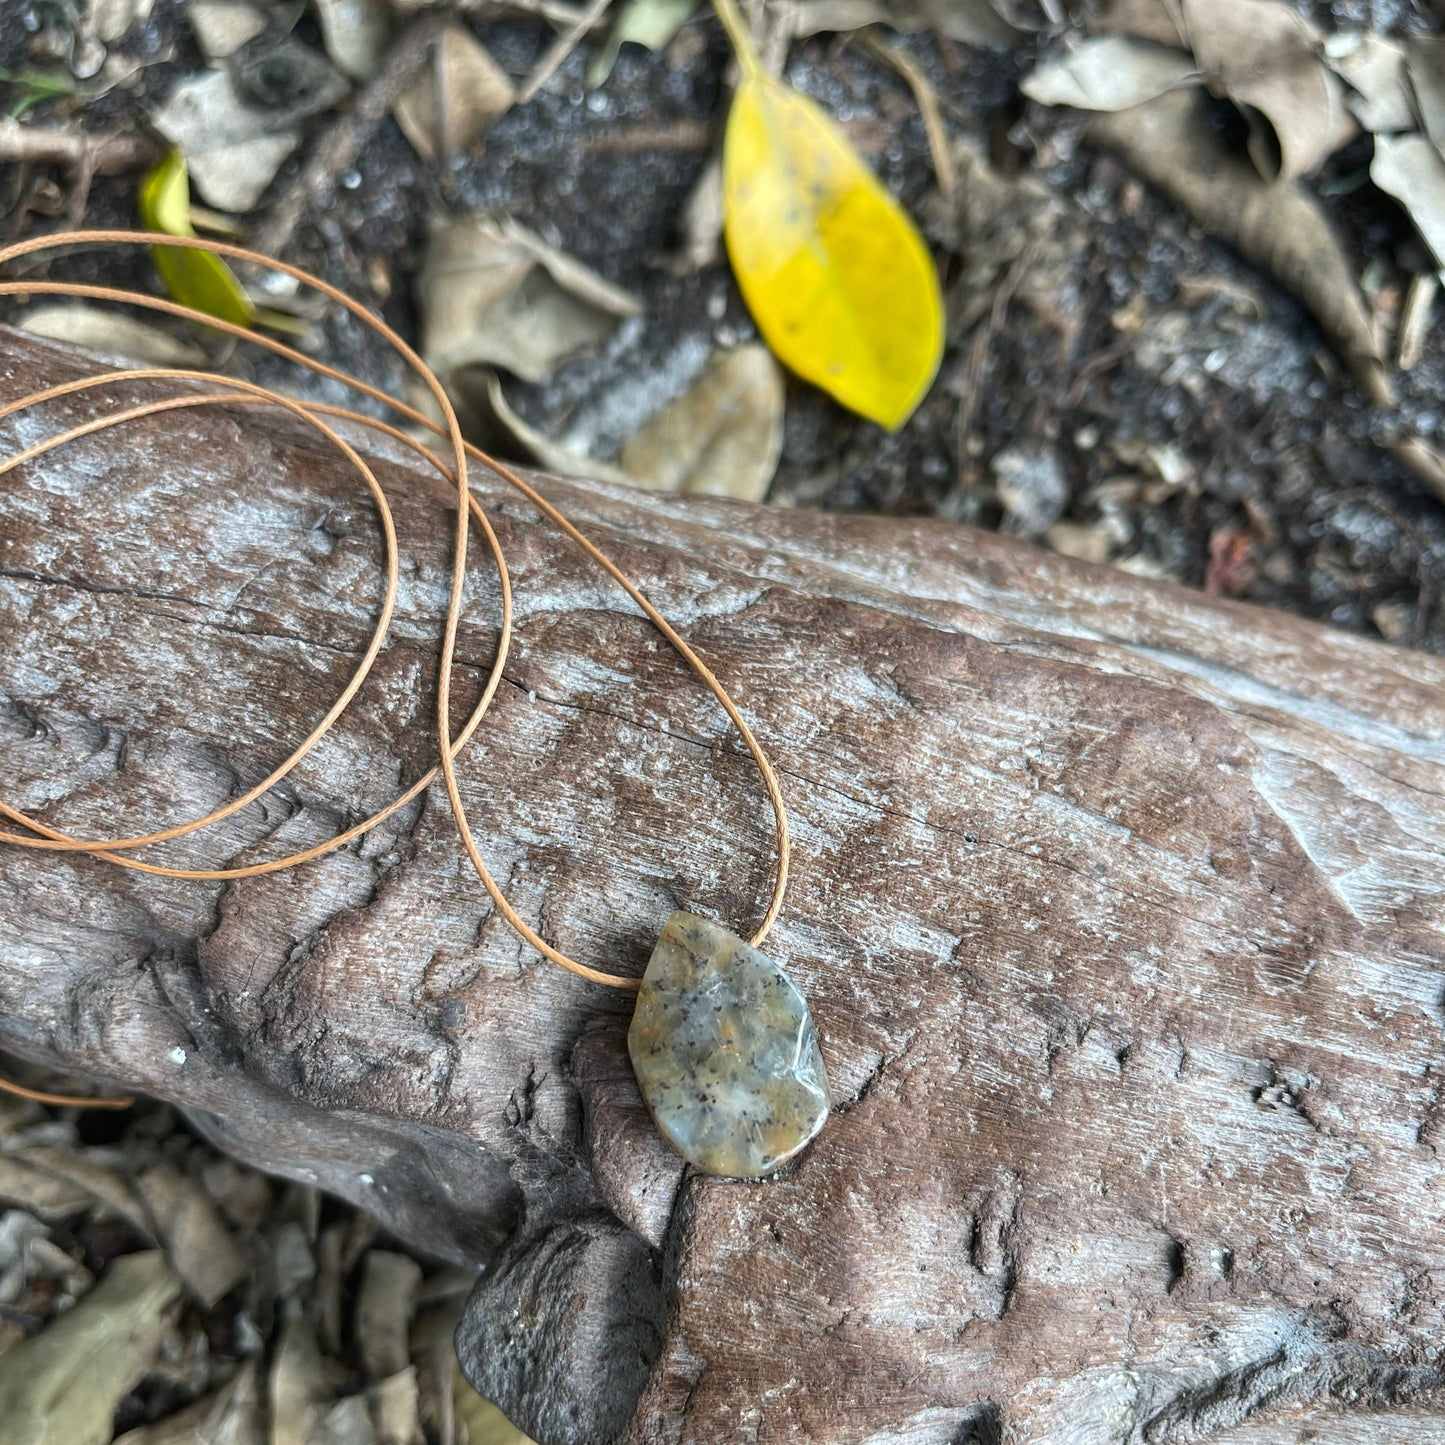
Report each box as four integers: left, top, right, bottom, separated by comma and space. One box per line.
627, 912, 830, 1178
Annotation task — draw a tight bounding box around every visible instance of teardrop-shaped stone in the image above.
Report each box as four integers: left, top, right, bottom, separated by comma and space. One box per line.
627, 911, 830, 1178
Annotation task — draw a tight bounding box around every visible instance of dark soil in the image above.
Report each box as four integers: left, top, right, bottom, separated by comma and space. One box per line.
2, 0, 1444, 650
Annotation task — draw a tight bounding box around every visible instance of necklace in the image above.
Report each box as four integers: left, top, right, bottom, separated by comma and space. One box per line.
0, 230, 830, 1178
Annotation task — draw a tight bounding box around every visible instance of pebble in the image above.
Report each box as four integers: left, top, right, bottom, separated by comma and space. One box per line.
628, 913, 830, 1178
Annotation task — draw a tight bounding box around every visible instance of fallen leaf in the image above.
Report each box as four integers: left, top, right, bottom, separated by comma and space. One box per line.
393, 23, 514, 163
229, 31, 350, 120
620, 344, 783, 500
1090, 0, 1185, 47
0, 1209, 46, 1302
1323, 31, 1414, 135
661, 155, 725, 275
1397, 272, 1436, 372
137, 1162, 248, 1309
311, 1396, 377, 1445
1372, 132, 1445, 269
717, 0, 943, 428
19, 303, 209, 367
150, 69, 300, 212
270, 1219, 318, 1301
417, 215, 642, 386
269, 1311, 332, 1445
314, 0, 390, 81
0, 1145, 155, 1236
1021, 35, 1196, 112
187, 0, 267, 61
1406, 36, 1445, 157
0, 1155, 97, 1220
86, 0, 156, 46
590, 0, 697, 87
355, 1251, 421, 1380
137, 149, 257, 327
112, 1362, 264, 1445
1181, 0, 1354, 179
152, 36, 345, 211
789, 0, 1019, 45
1089, 88, 1392, 405
0, 1250, 181, 1445
369, 1368, 423, 1445
479, 373, 636, 485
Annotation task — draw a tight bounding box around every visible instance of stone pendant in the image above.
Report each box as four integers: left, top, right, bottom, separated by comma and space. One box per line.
627, 911, 830, 1178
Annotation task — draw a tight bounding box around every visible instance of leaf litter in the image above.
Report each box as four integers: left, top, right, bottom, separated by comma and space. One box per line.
0, 1078, 533, 1444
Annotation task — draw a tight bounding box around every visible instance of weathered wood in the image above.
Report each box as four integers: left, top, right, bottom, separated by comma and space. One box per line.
1, 328, 1444, 1443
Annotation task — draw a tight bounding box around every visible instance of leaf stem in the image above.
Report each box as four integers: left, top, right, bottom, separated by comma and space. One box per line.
710, 0, 763, 79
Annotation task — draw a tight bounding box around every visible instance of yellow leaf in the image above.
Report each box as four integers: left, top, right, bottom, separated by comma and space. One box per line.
137, 150, 256, 330
716, 0, 943, 430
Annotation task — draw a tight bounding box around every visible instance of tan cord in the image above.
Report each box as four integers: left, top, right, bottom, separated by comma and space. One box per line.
0, 230, 791, 1000
0, 1075, 133, 1109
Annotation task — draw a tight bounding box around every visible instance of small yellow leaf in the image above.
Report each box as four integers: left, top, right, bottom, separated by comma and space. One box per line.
718, 23, 943, 429
137, 149, 256, 330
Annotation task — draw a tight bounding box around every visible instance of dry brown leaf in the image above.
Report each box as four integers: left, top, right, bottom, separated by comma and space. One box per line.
19, 303, 208, 368
620, 344, 784, 501
0, 1250, 181, 1445
355, 1251, 422, 1380
477, 374, 635, 485
418, 216, 642, 387
788, 0, 1019, 44
113, 1362, 265, 1445
1181, 0, 1354, 179
188, 0, 267, 61
86, 0, 156, 46
1372, 133, 1445, 270
199, 1158, 275, 1232
1089, 88, 1392, 405
1407, 36, 1445, 157
1021, 36, 1196, 112
24, 1146, 155, 1235
1397, 272, 1436, 372
1089, 0, 1185, 48
270, 1311, 332, 1445
393, 23, 514, 163
314, 0, 390, 80
0, 1155, 96, 1219
137, 1162, 248, 1309
310, 1395, 376, 1445
151, 71, 301, 212
369, 1367, 423, 1445
661, 155, 725, 276
1323, 31, 1413, 135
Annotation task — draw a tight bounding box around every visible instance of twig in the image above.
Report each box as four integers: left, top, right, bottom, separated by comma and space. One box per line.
251, 13, 445, 259
581, 120, 713, 153
0, 117, 156, 175
517, 0, 613, 104
954, 242, 1040, 455
860, 33, 955, 202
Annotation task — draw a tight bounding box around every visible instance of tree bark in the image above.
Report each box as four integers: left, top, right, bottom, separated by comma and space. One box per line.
1, 329, 1444, 1443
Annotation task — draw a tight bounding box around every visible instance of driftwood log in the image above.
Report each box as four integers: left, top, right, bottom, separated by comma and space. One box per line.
1, 329, 1444, 1443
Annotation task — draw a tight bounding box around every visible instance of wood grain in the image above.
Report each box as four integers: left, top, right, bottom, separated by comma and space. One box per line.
0, 330, 1443, 1443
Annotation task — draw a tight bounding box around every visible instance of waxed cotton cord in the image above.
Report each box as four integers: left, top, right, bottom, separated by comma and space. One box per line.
0, 231, 790, 1003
